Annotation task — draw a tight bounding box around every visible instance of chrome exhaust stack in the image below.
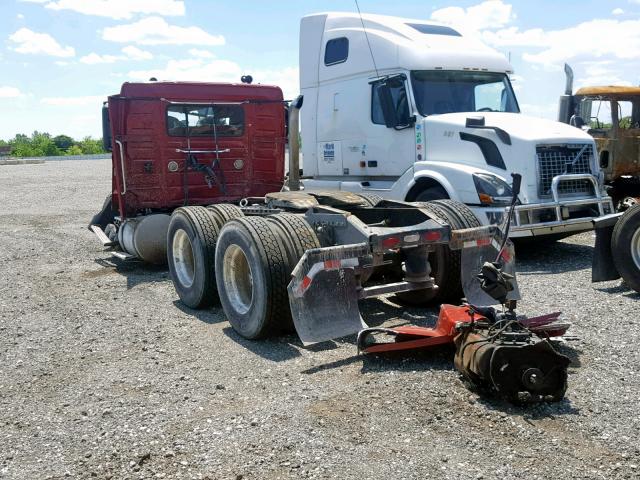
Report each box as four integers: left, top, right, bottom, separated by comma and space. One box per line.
287, 95, 303, 191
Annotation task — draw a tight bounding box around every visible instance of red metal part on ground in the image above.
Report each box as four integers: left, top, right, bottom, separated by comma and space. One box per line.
519, 312, 571, 337
361, 305, 569, 354
363, 305, 480, 354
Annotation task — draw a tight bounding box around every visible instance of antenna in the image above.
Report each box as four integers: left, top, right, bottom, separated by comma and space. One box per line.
354, 0, 380, 78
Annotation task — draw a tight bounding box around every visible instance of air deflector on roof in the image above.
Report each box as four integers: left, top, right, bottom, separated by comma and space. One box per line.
407, 23, 462, 37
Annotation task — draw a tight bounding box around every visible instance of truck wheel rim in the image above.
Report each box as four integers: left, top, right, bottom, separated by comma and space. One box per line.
632, 228, 640, 270
223, 244, 253, 314
173, 229, 195, 288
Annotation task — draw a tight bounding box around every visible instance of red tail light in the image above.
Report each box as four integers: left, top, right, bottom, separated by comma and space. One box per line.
382, 236, 401, 249
423, 230, 442, 242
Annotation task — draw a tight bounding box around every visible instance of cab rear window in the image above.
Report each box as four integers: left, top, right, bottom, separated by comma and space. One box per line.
167, 104, 244, 137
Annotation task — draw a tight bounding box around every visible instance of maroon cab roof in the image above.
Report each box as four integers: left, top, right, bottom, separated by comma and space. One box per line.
115, 81, 284, 102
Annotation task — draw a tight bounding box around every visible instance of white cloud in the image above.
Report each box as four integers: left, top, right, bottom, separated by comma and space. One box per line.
122, 45, 153, 60
188, 48, 215, 58
126, 57, 299, 99
128, 58, 242, 82
80, 53, 119, 64
17, 14, 25, 19
43, 0, 184, 20
102, 16, 224, 46
482, 19, 640, 66
482, 27, 547, 47
612, 8, 625, 15
79, 46, 153, 64
431, 0, 515, 34
258, 67, 299, 100
430, 0, 640, 71
0, 87, 24, 98
9, 28, 75, 57
575, 62, 632, 88
41, 95, 106, 106
18, 0, 48, 3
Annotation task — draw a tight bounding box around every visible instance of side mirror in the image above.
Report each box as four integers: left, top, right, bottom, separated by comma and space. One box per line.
376, 83, 399, 128
511, 173, 522, 197
570, 115, 585, 128
291, 95, 304, 110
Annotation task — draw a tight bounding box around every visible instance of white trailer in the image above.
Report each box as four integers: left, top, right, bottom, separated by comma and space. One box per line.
298, 12, 613, 238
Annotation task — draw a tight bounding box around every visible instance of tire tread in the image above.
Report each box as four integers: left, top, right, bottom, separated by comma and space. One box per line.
612, 205, 640, 293
169, 206, 221, 308
356, 192, 384, 207
233, 217, 291, 335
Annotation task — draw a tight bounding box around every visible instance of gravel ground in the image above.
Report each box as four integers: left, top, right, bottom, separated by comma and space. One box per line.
1, 160, 639, 480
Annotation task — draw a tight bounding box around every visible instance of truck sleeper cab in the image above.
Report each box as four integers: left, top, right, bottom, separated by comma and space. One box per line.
299, 13, 613, 238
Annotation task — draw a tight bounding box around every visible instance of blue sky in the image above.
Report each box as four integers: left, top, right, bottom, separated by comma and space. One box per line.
1, 0, 639, 140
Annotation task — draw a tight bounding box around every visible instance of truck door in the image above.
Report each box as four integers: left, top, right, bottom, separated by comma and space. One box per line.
363, 76, 416, 178
315, 75, 415, 179
113, 97, 163, 214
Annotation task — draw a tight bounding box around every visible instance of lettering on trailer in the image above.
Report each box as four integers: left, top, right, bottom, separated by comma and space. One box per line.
323, 143, 335, 164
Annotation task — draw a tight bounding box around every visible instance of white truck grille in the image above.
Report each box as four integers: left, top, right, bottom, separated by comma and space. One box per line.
536, 144, 594, 197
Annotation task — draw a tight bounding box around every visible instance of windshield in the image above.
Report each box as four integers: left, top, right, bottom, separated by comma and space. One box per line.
411, 70, 520, 116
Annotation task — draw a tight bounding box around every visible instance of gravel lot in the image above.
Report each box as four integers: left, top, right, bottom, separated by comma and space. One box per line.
1, 159, 639, 480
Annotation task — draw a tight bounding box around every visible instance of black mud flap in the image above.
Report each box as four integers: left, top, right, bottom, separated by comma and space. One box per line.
592, 214, 622, 282
89, 194, 115, 231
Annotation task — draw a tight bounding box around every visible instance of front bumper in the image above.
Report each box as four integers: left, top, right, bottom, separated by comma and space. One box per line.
470, 174, 614, 238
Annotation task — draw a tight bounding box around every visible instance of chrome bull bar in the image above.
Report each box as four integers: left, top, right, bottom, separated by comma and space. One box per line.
510, 174, 613, 231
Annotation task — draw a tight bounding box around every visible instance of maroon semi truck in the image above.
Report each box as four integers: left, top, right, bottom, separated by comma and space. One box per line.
90, 80, 286, 263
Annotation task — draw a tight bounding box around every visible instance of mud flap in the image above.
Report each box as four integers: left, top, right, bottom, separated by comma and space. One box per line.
288, 244, 369, 345
592, 224, 619, 282
458, 230, 520, 306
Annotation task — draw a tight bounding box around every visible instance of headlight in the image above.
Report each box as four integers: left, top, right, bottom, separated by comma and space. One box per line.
473, 173, 513, 206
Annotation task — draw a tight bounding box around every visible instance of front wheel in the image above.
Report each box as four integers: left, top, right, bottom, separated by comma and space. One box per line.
611, 206, 640, 293
413, 185, 449, 202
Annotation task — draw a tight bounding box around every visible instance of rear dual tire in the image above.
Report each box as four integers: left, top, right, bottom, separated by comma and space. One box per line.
167, 205, 244, 309
356, 192, 384, 207
215, 214, 319, 339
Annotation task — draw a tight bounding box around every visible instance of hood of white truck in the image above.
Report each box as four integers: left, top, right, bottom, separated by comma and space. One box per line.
420, 112, 598, 204
425, 112, 593, 143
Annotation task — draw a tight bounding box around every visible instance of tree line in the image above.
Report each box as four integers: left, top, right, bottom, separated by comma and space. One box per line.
0, 131, 106, 157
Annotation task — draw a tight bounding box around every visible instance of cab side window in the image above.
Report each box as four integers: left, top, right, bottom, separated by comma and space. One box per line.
324, 37, 349, 66
371, 78, 410, 125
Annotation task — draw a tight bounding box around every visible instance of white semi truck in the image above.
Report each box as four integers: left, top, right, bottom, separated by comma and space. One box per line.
298, 13, 614, 238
